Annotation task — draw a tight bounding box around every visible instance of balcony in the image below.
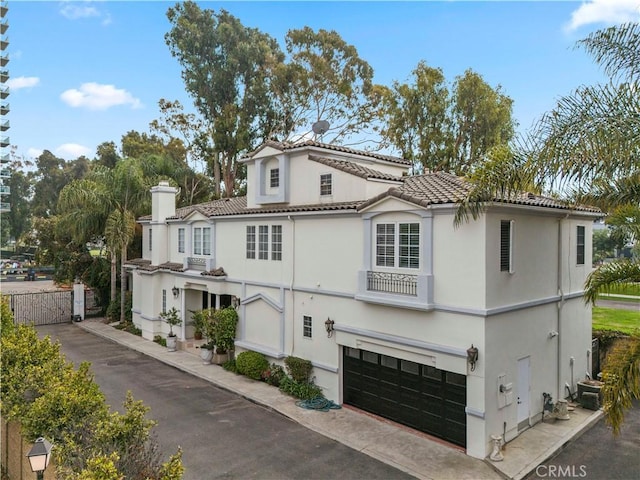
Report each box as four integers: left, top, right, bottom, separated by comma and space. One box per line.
0, 168, 9, 177
1, 36, 7, 51
1, 20, 7, 35
0, 153, 9, 163
366, 271, 417, 296
0, 54, 6, 67
356, 269, 434, 311
0, 71, 7, 83
0, 103, 8, 115
0, 86, 6, 99
0, 120, 8, 130
0, 201, 9, 212
0, 136, 8, 148
0, 184, 8, 194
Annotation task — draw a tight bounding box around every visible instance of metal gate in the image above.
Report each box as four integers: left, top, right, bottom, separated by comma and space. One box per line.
9, 291, 73, 325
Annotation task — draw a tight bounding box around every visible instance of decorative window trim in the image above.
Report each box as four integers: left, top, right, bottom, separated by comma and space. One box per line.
303, 315, 312, 338
500, 220, 514, 273
576, 225, 585, 265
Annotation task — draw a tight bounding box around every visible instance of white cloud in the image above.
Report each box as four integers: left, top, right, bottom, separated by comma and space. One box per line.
27, 148, 43, 159
566, 0, 640, 31
6, 76, 40, 90
55, 143, 93, 160
60, 82, 143, 110
59, 2, 101, 20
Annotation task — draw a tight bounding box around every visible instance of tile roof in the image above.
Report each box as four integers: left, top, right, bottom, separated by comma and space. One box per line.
308, 155, 405, 182
358, 172, 601, 213
125, 259, 186, 272
246, 139, 411, 166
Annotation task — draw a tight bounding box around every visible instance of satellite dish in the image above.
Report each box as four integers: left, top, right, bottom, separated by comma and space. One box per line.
312, 120, 330, 139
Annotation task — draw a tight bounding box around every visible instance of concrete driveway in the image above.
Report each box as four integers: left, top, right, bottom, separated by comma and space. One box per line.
37, 324, 414, 480
526, 400, 640, 479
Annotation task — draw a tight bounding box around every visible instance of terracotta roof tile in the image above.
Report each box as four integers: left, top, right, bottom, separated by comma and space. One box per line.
358, 172, 601, 213
308, 155, 405, 182
246, 139, 411, 165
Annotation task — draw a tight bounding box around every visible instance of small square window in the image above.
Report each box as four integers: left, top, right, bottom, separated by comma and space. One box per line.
270, 168, 279, 188
149, 228, 153, 252
320, 173, 332, 196
303, 315, 312, 338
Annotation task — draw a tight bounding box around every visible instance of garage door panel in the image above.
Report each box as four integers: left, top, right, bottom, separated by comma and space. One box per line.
343, 347, 467, 448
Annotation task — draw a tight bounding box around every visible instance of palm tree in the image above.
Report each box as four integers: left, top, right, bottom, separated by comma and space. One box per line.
58, 159, 150, 322
457, 22, 640, 433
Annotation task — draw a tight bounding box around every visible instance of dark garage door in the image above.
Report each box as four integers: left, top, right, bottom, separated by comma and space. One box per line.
343, 347, 467, 448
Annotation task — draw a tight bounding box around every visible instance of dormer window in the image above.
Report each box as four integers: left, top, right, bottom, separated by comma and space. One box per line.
270, 168, 279, 188
320, 173, 332, 196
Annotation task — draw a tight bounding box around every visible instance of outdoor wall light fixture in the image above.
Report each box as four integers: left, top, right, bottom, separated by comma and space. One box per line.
467, 344, 479, 371
27, 437, 53, 480
172, 286, 179, 298
325, 317, 335, 338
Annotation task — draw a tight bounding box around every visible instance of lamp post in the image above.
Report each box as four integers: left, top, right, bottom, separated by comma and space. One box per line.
26, 437, 53, 480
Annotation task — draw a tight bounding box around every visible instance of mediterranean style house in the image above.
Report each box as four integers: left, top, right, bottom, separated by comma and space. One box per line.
127, 140, 600, 459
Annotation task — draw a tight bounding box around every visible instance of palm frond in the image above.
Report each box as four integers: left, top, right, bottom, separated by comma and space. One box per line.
584, 260, 640, 304
601, 335, 640, 435
577, 22, 640, 82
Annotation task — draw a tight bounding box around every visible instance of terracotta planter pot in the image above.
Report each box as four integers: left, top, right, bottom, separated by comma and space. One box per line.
213, 352, 229, 365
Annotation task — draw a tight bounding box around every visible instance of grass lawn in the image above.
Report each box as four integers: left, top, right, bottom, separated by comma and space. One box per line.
593, 307, 640, 335
599, 283, 640, 296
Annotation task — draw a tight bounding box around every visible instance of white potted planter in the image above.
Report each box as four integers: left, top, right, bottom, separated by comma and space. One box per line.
200, 342, 214, 364
160, 307, 182, 353
166, 334, 178, 352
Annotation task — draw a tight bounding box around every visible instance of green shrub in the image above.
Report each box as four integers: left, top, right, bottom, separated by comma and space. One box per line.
278, 377, 323, 400
261, 363, 286, 387
222, 359, 237, 373
236, 351, 269, 380
106, 297, 121, 323
285, 356, 313, 383
153, 335, 167, 347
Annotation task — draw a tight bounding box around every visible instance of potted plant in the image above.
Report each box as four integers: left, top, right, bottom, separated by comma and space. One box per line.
212, 307, 238, 364
191, 309, 205, 340
198, 308, 217, 364
159, 307, 182, 352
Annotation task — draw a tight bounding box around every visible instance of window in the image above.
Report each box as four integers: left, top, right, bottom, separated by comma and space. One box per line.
376, 224, 395, 267
303, 315, 312, 338
193, 228, 202, 255
246, 226, 256, 259
202, 227, 211, 255
193, 227, 211, 256
178, 228, 185, 253
399, 223, 420, 268
149, 228, 152, 251
271, 225, 282, 261
270, 168, 279, 188
500, 220, 513, 273
375, 222, 420, 269
577, 225, 585, 265
162, 289, 167, 314
258, 225, 269, 260
320, 173, 332, 196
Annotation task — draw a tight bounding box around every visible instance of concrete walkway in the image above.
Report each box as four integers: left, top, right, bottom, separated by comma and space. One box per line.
75, 318, 602, 480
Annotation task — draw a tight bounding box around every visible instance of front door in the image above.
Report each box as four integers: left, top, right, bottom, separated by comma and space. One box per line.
517, 356, 530, 430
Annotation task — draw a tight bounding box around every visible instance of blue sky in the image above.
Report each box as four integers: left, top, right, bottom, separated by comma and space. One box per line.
6, 0, 640, 162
